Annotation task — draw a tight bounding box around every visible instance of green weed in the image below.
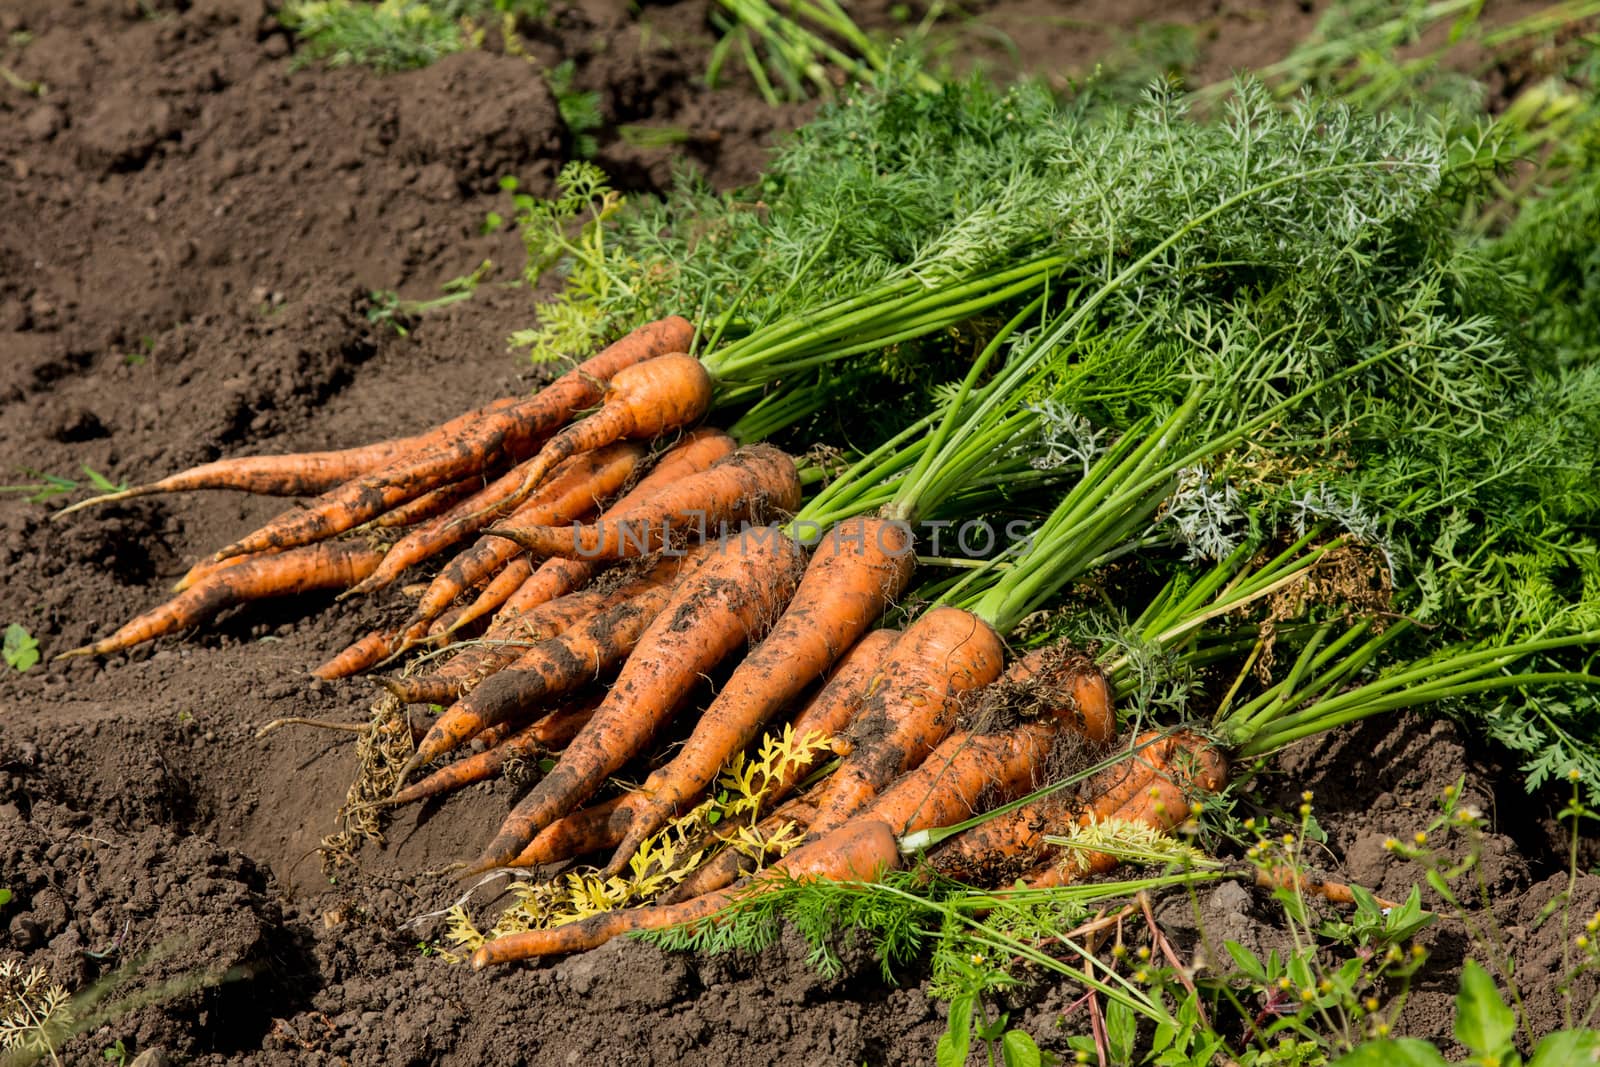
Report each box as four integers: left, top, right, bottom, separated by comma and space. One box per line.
3, 625, 39, 673
0, 465, 126, 506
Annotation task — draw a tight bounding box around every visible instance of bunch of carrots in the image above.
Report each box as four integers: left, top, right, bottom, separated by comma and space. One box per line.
52, 71, 1600, 978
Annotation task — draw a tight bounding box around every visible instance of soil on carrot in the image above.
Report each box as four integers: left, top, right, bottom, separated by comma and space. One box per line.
0, 2, 1587, 1064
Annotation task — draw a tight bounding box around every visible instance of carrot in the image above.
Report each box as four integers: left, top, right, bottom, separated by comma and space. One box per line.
470, 818, 900, 966
369, 478, 480, 528
802, 606, 1007, 837
385, 696, 602, 807
773, 628, 901, 789
438, 557, 533, 636
53, 396, 525, 516
346, 442, 646, 596
173, 548, 283, 592
467, 529, 807, 874
497, 353, 713, 515
638, 630, 901, 902
212, 317, 693, 560
929, 727, 1181, 883
313, 626, 408, 681
603, 518, 915, 873
378, 584, 621, 704
413, 428, 736, 626
926, 794, 1064, 885
509, 796, 628, 868
493, 444, 801, 560
1024, 731, 1227, 889
400, 548, 705, 776
59, 541, 384, 659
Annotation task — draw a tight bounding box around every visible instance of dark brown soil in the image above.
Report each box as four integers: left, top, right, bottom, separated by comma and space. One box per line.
0, 2, 1589, 1064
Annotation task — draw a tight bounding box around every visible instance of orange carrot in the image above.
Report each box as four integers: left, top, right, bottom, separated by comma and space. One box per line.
54, 396, 525, 516
498, 353, 713, 514
385, 696, 603, 807
644, 630, 901, 903
370, 478, 480, 528
173, 548, 284, 592
378, 584, 622, 704
440, 557, 534, 636
313, 626, 409, 681
212, 317, 693, 560
803, 607, 1007, 837
401, 548, 704, 776
1024, 731, 1227, 889
470, 818, 901, 966
413, 428, 736, 626
346, 442, 645, 596
467, 530, 807, 873
509, 796, 628, 868
493, 444, 800, 560
60, 541, 384, 659
603, 518, 915, 873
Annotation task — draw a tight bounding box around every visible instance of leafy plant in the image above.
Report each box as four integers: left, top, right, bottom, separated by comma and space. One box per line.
366, 260, 494, 336
546, 59, 603, 159
3, 624, 39, 673
1332, 961, 1600, 1066
0, 960, 72, 1067
1, 465, 126, 506
280, 0, 546, 72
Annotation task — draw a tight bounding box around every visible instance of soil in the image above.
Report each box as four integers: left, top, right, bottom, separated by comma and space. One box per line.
0, 1, 1588, 1064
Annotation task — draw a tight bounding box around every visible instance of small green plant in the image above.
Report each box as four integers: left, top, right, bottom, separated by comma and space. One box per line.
0, 889, 12, 910
101, 1038, 132, 1066
366, 260, 494, 336
546, 59, 603, 159
4, 624, 40, 673
1, 465, 126, 506
1332, 960, 1600, 1066
281, 0, 548, 72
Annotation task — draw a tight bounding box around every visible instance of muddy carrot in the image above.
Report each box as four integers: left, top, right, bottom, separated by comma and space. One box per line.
603, 518, 915, 873
414, 428, 736, 626
509, 796, 629, 868
802, 606, 1007, 837
440, 557, 534, 636
400, 549, 704, 776
496, 353, 713, 513
378, 585, 622, 704
470, 818, 901, 966
347, 442, 645, 596
493, 444, 800, 560
385, 696, 603, 807
54, 397, 525, 516
173, 547, 284, 592
212, 317, 693, 560
467, 530, 806, 873
1025, 731, 1227, 888
370, 478, 481, 528
60, 541, 384, 659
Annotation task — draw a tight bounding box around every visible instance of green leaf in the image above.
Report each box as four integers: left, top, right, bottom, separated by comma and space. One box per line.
937, 994, 973, 1067
4, 623, 39, 672
1529, 1030, 1600, 1065
80, 464, 126, 493
1226, 940, 1267, 983
1105, 997, 1135, 1066
0, 888, 12, 908
1456, 960, 1516, 1058
1001, 1030, 1043, 1067
1331, 1038, 1451, 1067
